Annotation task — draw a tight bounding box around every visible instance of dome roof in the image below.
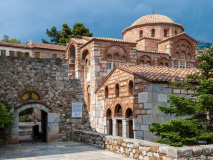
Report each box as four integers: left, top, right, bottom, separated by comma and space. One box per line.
131, 14, 175, 26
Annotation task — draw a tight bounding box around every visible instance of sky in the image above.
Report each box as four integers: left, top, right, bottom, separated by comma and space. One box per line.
0, 0, 213, 43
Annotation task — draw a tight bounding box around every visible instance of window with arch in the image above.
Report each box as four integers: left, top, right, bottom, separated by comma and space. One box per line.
151, 29, 155, 37
187, 46, 190, 51
115, 104, 122, 117
176, 45, 179, 50
180, 52, 186, 68
146, 61, 151, 66
165, 63, 168, 67
139, 30, 143, 38
69, 45, 75, 63
115, 84, 119, 98
105, 86, 108, 98
87, 86, 90, 112
106, 54, 112, 70
181, 45, 186, 50
164, 29, 168, 37
160, 62, 163, 66
175, 30, 177, 35
139, 60, 144, 65
186, 53, 191, 60
113, 53, 119, 67
129, 80, 133, 96
121, 56, 126, 64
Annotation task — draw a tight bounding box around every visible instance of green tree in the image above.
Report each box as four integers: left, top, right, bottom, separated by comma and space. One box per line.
149, 46, 213, 146
0, 102, 15, 144
42, 26, 61, 45
71, 23, 93, 38
43, 23, 93, 46
1, 35, 21, 44
58, 24, 72, 46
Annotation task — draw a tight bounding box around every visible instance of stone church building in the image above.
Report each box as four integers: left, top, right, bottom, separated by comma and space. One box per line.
65, 14, 200, 140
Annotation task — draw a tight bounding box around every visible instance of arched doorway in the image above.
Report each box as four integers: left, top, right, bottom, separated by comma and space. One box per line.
11, 103, 59, 144
106, 108, 112, 135
126, 108, 134, 138
114, 104, 122, 137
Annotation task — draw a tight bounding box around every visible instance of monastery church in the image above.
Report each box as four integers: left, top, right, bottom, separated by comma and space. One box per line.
66, 14, 199, 141
0, 14, 200, 143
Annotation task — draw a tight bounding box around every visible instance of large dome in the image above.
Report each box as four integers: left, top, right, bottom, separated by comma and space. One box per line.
131, 14, 175, 26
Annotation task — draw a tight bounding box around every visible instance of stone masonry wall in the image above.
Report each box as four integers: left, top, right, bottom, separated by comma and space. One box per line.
74, 130, 213, 160
0, 57, 91, 143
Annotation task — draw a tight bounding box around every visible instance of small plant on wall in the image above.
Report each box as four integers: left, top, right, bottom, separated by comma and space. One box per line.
149, 46, 213, 147
0, 101, 15, 144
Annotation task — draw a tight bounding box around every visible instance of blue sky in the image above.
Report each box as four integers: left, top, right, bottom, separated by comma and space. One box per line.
0, 0, 212, 43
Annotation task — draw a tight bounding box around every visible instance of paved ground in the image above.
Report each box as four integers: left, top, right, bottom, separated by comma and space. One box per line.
0, 141, 133, 160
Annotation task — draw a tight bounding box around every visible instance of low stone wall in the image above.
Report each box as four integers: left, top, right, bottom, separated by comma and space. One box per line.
73, 130, 213, 160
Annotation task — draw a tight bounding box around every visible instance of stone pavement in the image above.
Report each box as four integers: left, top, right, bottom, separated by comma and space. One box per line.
0, 141, 133, 160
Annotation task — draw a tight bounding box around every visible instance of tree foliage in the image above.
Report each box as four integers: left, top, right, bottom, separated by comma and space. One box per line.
149, 46, 213, 146
42, 23, 93, 46
1, 35, 21, 44
42, 26, 61, 45
0, 102, 15, 143
19, 107, 34, 116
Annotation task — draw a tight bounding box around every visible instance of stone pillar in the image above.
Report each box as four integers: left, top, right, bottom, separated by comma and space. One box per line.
10, 113, 19, 144
47, 113, 59, 142
133, 118, 137, 139
122, 119, 127, 138
112, 119, 116, 136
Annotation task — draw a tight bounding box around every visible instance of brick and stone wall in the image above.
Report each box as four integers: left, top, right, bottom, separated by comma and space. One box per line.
73, 130, 213, 160
0, 56, 91, 143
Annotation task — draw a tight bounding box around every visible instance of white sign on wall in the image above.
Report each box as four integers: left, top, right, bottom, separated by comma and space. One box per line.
72, 102, 83, 118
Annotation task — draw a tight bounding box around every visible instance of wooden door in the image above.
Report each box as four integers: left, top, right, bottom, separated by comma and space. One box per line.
129, 120, 134, 138
118, 120, 122, 137
109, 119, 113, 135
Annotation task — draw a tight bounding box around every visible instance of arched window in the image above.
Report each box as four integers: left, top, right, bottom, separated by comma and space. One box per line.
186, 53, 191, 60
175, 30, 177, 35
69, 45, 75, 63
115, 104, 122, 117
175, 52, 179, 58
115, 84, 119, 98
114, 53, 119, 67
180, 52, 186, 59
160, 62, 163, 66
106, 54, 112, 70
147, 61, 151, 66
139, 30, 143, 38
181, 45, 186, 50
165, 63, 168, 67
164, 29, 167, 37
139, 60, 144, 65
187, 46, 190, 51
105, 86, 108, 98
106, 108, 112, 118
151, 29, 155, 37
129, 80, 133, 96
176, 45, 179, 50
121, 56, 126, 64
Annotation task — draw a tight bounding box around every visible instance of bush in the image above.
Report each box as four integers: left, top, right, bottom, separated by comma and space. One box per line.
0, 102, 15, 144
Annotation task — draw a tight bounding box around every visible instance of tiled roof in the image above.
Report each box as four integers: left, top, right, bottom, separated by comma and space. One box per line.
132, 14, 175, 26
0, 41, 66, 51
70, 38, 88, 44
0, 42, 31, 49
95, 65, 199, 93
28, 42, 66, 51
158, 32, 198, 44
79, 37, 136, 49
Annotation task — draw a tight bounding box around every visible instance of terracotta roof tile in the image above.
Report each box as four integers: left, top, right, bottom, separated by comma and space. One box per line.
29, 42, 66, 51
136, 49, 168, 54
132, 14, 175, 26
95, 65, 199, 93
0, 42, 31, 49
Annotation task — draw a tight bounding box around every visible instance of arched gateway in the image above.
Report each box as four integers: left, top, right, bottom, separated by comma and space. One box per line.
11, 103, 59, 144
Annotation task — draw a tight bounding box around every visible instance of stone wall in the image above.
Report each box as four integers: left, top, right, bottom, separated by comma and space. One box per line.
0, 56, 91, 143
73, 130, 213, 160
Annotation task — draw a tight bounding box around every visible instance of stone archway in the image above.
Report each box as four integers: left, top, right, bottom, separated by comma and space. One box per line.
11, 103, 59, 144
